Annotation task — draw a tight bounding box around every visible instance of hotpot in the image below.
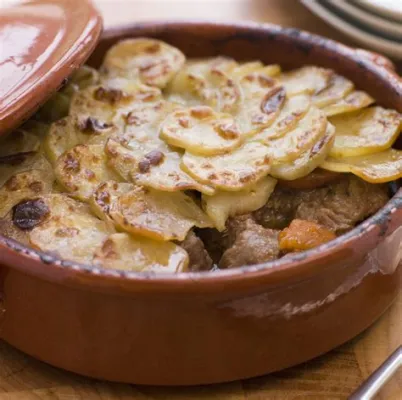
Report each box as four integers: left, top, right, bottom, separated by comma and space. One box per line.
0, 4, 401, 386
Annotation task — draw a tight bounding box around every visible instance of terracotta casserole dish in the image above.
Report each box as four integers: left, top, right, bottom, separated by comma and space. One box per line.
0, 20, 401, 385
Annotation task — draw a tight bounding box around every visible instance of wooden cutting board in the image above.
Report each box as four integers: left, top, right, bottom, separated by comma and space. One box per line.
0, 1, 400, 398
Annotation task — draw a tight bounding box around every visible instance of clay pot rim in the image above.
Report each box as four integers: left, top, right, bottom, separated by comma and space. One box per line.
1, 21, 401, 293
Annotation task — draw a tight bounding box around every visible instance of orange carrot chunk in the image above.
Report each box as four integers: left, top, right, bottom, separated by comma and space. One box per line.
279, 219, 336, 252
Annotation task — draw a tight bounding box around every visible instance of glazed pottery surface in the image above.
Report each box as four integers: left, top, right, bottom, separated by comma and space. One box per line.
0, 0, 102, 136
0, 22, 401, 385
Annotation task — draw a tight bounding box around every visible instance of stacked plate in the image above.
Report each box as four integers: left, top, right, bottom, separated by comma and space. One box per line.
301, 0, 402, 59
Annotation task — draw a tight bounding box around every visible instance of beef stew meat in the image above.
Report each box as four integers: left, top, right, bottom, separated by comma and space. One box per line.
0, 38, 400, 273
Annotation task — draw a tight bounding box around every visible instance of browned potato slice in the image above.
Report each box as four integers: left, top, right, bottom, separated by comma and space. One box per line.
29, 194, 114, 264
322, 90, 374, 117
202, 176, 277, 231
322, 149, 402, 183
254, 94, 311, 140
181, 141, 271, 191
279, 66, 333, 96
329, 106, 402, 157
69, 65, 100, 89
90, 181, 133, 221
161, 106, 242, 155
0, 211, 30, 245
270, 123, 335, 180
44, 116, 117, 164
55, 144, 121, 200
0, 152, 52, 189
0, 169, 54, 217
312, 74, 354, 108
262, 106, 328, 162
167, 58, 241, 113
109, 187, 212, 241
93, 233, 189, 273
236, 72, 286, 135
102, 38, 185, 88
133, 150, 215, 195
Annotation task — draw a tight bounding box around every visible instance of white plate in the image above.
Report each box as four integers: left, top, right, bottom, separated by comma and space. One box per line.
357, 0, 402, 22
328, 0, 402, 40
300, 0, 402, 60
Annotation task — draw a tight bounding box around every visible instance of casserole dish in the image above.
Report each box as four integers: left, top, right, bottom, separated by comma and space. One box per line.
0, 17, 401, 384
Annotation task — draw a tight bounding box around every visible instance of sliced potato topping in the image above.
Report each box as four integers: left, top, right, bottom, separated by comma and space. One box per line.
109, 186, 212, 241
0, 152, 52, 189
254, 94, 311, 140
0, 169, 54, 218
322, 90, 374, 117
29, 194, 114, 264
279, 66, 333, 96
102, 38, 186, 88
270, 123, 335, 180
93, 233, 189, 272
55, 144, 121, 200
312, 74, 354, 108
262, 106, 328, 162
231, 62, 281, 79
0, 211, 30, 245
167, 57, 241, 113
329, 106, 402, 158
236, 76, 286, 135
278, 168, 341, 190
279, 219, 336, 252
0, 130, 40, 157
182, 141, 271, 191
160, 106, 242, 155
322, 149, 402, 183
44, 116, 117, 164
202, 176, 277, 231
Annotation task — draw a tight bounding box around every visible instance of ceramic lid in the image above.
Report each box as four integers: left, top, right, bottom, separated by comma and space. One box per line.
0, 0, 102, 136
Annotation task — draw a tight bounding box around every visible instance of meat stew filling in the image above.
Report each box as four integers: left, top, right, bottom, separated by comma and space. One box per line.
0, 38, 400, 273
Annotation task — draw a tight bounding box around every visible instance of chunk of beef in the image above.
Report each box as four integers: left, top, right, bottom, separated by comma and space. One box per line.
196, 228, 226, 264
253, 187, 301, 229
220, 219, 280, 269
295, 175, 389, 234
224, 213, 254, 247
180, 231, 213, 271
254, 175, 389, 234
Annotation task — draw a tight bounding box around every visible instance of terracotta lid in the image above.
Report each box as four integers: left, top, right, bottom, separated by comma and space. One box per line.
0, 0, 102, 136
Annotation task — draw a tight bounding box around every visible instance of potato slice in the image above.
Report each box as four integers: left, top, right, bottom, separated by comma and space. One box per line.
0, 169, 54, 217
312, 74, 354, 108
102, 38, 185, 88
321, 149, 402, 183
262, 106, 328, 162
0, 152, 51, 188
231, 62, 281, 79
181, 141, 271, 191
236, 74, 286, 135
279, 66, 333, 96
202, 176, 277, 231
254, 94, 311, 140
0, 130, 40, 157
0, 211, 30, 245
29, 194, 114, 264
167, 58, 241, 113
322, 90, 374, 117
160, 106, 242, 155
93, 233, 189, 273
329, 106, 402, 157
69, 65, 100, 89
109, 186, 212, 241
55, 144, 121, 200
90, 181, 133, 221
133, 150, 215, 194
44, 116, 117, 164
270, 123, 335, 180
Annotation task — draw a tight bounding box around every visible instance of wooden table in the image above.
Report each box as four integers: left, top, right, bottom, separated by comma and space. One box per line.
0, 1, 400, 398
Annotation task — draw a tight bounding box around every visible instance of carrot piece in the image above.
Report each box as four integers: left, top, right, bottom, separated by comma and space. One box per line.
279, 219, 336, 252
